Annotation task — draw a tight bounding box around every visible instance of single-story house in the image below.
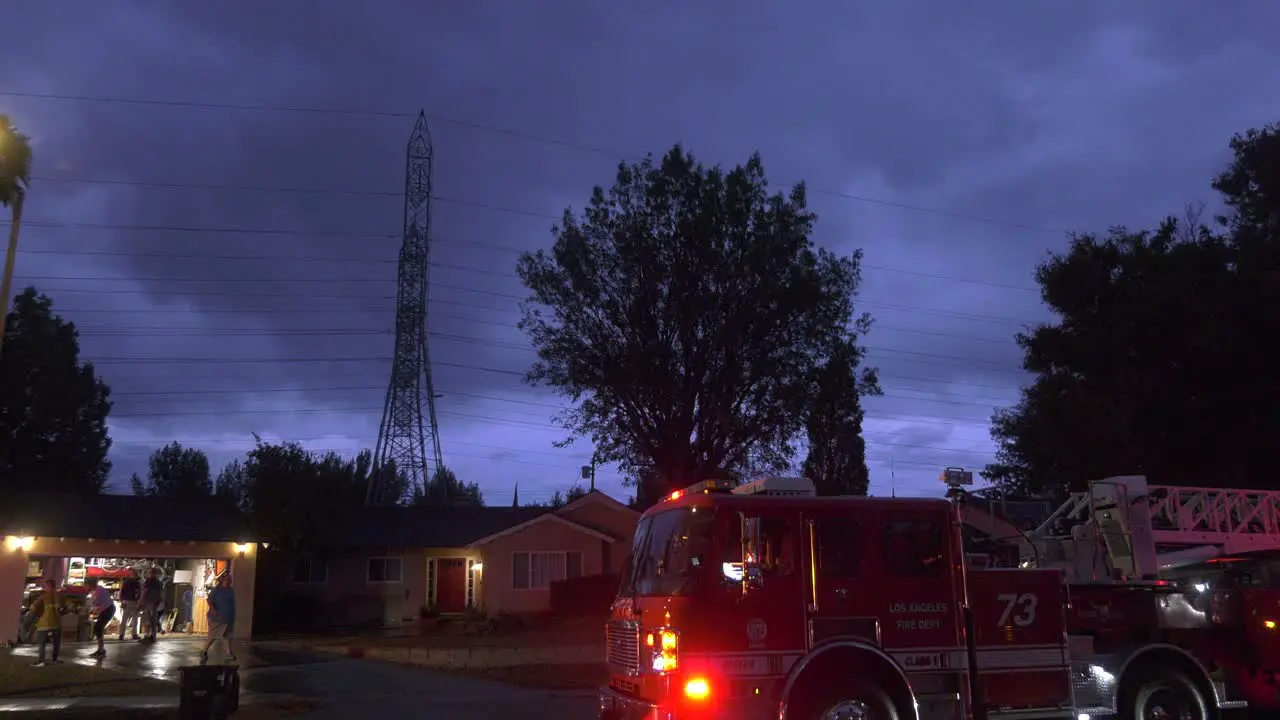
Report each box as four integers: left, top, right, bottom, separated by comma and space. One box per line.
0, 493, 258, 643
278, 490, 639, 628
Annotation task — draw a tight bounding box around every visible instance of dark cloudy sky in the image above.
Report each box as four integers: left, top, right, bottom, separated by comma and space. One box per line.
2, 2, 1277, 503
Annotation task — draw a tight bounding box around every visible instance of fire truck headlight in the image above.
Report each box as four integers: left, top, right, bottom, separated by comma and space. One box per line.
684, 676, 710, 701
649, 628, 679, 674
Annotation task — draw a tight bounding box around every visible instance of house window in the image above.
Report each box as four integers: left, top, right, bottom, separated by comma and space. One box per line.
367, 557, 403, 584
292, 558, 328, 584
512, 551, 583, 590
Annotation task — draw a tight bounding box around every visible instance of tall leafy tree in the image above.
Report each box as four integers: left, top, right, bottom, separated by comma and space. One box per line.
518, 146, 875, 506
0, 115, 32, 362
414, 466, 484, 506
986, 123, 1280, 498
802, 341, 876, 496
229, 441, 408, 548
0, 288, 112, 495
131, 441, 213, 498
238, 439, 325, 550
214, 459, 249, 510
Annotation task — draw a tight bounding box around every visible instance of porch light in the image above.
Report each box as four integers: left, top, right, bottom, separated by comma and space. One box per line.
471, 563, 483, 573
5, 536, 34, 552
234, 543, 250, 556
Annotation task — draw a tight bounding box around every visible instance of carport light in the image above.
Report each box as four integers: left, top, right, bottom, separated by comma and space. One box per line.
7, 536, 34, 552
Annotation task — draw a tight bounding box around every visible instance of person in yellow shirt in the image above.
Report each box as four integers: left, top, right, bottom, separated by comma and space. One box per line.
30, 579, 63, 666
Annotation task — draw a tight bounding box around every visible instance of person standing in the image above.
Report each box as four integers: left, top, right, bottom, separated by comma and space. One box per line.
30, 580, 62, 666
200, 573, 237, 664
117, 570, 141, 640
85, 577, 115, 659
140, 567, 162, 642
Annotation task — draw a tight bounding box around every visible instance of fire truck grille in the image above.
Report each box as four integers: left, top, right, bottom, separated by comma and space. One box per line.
606, 620, 641, 674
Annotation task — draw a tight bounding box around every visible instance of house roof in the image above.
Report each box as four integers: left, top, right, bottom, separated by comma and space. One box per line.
316, 505, 557, 550
466, 511, 618, 547
0, 493, 253, 543
558, 488, 640, 517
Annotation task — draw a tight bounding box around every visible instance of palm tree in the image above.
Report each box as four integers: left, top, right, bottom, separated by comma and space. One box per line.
0, 114, 32, 361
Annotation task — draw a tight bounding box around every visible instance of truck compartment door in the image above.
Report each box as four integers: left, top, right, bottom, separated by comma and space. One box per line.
966, 569, 1071, 712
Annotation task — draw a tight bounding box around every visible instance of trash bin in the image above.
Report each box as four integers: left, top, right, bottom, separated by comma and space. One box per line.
179, 665, 241, 719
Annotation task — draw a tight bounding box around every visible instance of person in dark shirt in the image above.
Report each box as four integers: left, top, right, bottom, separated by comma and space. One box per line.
117, 571, 141, 641
140, 567, 162, 642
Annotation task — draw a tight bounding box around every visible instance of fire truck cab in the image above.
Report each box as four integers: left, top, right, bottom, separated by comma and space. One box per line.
599, 472, 1269, 720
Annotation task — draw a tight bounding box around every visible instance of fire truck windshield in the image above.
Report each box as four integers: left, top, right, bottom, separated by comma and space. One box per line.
621, 507, 715, 597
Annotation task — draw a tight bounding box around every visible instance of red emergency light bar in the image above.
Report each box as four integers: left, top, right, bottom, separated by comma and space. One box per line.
668, 478, 737, 501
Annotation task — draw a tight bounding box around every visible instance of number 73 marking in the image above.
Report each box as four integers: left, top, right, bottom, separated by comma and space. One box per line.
997, 592, 1038, 627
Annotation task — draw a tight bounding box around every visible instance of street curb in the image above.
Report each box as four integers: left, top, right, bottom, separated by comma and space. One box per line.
308, 643, 603, 669
0, 692, 304, 712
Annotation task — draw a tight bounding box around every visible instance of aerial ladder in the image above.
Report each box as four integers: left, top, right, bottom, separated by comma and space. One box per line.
1020, 476, 1280, 580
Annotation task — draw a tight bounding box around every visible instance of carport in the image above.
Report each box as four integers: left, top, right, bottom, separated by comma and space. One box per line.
1, 493, 258, 644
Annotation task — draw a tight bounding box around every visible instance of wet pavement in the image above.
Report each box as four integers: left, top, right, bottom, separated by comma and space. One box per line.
5, 636, 597, 718
7, 635, 329, 685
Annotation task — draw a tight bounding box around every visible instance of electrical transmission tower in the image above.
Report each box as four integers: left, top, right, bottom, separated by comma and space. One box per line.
368, 110, 445, 505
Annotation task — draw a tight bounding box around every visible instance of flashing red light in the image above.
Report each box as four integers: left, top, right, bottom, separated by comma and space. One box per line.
684, 676, 710, 701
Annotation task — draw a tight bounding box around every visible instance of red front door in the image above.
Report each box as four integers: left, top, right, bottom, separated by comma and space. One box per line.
437, 559, 468, 613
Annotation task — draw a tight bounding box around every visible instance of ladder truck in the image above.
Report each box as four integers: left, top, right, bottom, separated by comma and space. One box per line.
961, 475, 1280, 712
599, 471, 1274, 720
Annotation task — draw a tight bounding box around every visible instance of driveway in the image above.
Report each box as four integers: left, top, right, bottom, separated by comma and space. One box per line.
7, 637, 597, 719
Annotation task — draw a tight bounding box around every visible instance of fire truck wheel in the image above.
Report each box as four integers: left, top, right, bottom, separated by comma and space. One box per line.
793, 678, 899, 720
1119, 667, 1209, 720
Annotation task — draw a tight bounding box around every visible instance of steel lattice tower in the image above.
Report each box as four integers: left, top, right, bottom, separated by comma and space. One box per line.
368, 111, 445, 505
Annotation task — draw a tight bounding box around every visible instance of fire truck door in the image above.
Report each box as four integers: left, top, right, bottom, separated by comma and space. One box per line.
875, 514, 962, 653
803, 512, 883, 648
728, 509, 807, 655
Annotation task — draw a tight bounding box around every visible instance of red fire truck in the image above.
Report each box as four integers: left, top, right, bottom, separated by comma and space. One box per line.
598, 471, 1280, 720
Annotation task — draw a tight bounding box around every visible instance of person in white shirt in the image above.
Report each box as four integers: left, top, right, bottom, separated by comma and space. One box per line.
85, 578, 115, 659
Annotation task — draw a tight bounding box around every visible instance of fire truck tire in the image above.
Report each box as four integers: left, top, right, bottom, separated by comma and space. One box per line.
789, 678, 899, 720
1118, 666, 1209, 720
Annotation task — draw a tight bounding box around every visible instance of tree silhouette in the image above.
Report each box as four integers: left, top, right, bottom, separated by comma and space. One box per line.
0, 288, 112, 495
131, 442, 213, 498
803, 341, 875, 496
987, 123, 1280, 498
518, 146, 875, 507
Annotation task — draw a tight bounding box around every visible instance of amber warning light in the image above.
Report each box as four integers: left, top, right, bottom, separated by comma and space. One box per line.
941, 467, 974, 487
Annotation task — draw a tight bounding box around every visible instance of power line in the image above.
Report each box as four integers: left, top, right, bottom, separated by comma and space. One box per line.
105, 402, 992, 459
100, 378, 1006, 434
29, 282, 1034, 347
13, 220, 1042, 294
81, 336, 1016, 370
1, 88, 1066, 237
76, 323, 1019, 405
66, 307, 1017, 346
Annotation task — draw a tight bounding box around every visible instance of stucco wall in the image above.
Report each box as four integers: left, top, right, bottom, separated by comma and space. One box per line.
478, 518, 613, 615
556, 497, 639, 574
285, 547, 482, 627
300, 548, 425, 627
1, 535, 258, 642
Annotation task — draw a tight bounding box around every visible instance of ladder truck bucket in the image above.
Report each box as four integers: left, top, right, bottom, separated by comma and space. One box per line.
1090, 476, 1160, 580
